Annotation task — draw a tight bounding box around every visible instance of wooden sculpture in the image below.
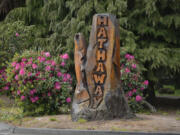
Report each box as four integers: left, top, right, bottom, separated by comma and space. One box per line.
72, 14, 133, 121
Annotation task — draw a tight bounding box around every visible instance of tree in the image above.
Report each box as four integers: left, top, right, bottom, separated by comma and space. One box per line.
126, 0, 180, 103
0, 0, 25, 21
0, 0, 180, 103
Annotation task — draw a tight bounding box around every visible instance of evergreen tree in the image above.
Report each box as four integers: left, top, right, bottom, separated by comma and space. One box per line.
0, 0, 180, 101
0, 0, 25, 21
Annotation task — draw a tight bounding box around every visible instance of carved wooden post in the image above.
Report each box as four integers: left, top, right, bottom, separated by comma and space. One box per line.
72, 14, 133, 121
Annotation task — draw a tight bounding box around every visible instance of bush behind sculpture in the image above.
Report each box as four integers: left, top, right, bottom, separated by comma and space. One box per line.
121, 53, 148, 112
6, 50, 72, 115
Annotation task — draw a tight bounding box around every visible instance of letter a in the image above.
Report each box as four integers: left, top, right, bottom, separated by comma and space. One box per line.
96, 62, 105, 72
97, 27, 107, 38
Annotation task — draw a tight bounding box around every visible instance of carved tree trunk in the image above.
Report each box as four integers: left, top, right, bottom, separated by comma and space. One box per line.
72, 14, 134, 121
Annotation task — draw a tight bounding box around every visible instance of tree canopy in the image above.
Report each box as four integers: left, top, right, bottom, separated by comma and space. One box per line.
0, 0, 180, 99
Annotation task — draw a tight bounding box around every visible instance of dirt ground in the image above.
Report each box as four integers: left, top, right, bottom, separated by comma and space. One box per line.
1, 95, 180, 133
10, 113, 180, 133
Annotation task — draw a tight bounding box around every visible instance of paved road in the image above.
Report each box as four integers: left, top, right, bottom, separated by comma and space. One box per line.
0, 122, 14, 134
0, 122, 179, 135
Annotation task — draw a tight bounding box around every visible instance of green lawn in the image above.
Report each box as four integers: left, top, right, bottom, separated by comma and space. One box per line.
156, 88, 180, 97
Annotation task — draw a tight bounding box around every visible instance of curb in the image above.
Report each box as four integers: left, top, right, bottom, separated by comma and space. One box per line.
12, 127, 180, 135
0, 123, 15, 135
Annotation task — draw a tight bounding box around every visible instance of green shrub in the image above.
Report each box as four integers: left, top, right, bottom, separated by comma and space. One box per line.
0, 21, 39, 69
6, 50, 72, 115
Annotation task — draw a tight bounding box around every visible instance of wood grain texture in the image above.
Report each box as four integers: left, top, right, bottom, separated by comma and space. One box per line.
72, 14, 134, 121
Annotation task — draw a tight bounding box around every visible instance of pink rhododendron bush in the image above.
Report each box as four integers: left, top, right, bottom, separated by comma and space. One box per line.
0, 68, 10, 94
120, 53, 149, 112
6, 50, 72, 115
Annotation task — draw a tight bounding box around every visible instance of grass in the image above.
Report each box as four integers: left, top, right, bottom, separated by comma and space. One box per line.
176, 110, 180, 115
155, 85, 180, 96
0, 98, 5, 106
156, 109, 169, 115
0, 106, 24, 123
0, 96, 24, 124
111, 127, 129, 132
138, 110, 152, 115
155, 89, 180, 97
49, 117, 57, 121
77, 118, 87, 123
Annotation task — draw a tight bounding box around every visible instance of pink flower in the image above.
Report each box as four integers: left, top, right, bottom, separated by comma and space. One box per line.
136, 95, 142, 102
22, 58, 27, 62
34, 89, 37, 93
132, 89, 137, 93
41, 78, 46, 81
128, 91, 133, 97
29, 57, 33, 61
35, 71, 40, 77
48, 92, 51, 96
132, 64, 136, 69
45, 60, 51, 64
30, 95, 38, 103
57, 72, 62, 77
63, 75, 68, 82
32, 64, 38, 69
129, 55, 134, 59
19, 68, 25, 76
125, 68, 130, 73
63, 73, 71, 82
15, 63, 20, 70
30, 90, 34, 95
133, 75, 138, 81
45, 65, 51, 71
30, 97, 35, 103
20, 62, 26, 68
143, 80, 149, 86
51, 61, 56, 66
27, 61, 32, 65
54, 82, 61, 90
38, 56, 41, 61
41, 57, 45, 62
21, 95, 26, 101
15, 33, 19, 37
125, 54, 130, 59
17, 90, 21, 95
35, 96, 39, 101
140, 87, 144, 91
61, 61, 65, 67
60, 53, 69, 60
38, 56, 46, 63
28, 72, 32, 77
3, 86, 9, 90
44, 52, 50, 57
15, 75, 19, 80
125, 54, 134, 60
66, 97, 71, 103
11, 62, 16, 67
66, 73, 71, 80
